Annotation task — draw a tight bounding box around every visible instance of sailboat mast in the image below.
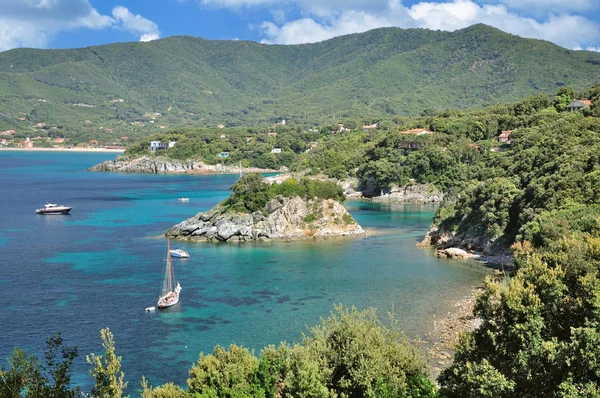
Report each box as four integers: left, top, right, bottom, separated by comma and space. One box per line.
167, 238, 172, 292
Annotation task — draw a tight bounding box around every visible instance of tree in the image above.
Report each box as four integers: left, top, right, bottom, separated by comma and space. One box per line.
187, 345, 262, 397
140, 377, 187, 398
0, 333, 80, 398
87, 328, 128, 398
553, 86, 575, 112
226, 173, 271, 213
439, 233, 600, 397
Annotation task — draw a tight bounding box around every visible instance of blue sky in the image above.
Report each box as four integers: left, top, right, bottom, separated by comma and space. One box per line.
1, 0, 599, 52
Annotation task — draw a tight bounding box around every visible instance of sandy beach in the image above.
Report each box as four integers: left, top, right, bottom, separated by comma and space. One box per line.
0, 147, 125, 153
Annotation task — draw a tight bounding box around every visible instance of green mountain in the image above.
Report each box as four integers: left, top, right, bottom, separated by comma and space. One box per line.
0, 24, 599, 140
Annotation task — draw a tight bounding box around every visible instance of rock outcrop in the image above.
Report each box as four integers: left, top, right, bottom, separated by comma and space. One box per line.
437, 247, 478, 259
167, 196, 365, 242
89, 156, 279, 174
266, 174, 444, 204
369, 183, 444, 203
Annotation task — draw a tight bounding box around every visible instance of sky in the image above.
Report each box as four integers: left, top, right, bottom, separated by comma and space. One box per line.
0, 0, 599, 53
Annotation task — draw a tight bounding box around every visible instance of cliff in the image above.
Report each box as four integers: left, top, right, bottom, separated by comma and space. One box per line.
89, 156, 279, 174
267, 174, 444, 204
167, 195, 365, 242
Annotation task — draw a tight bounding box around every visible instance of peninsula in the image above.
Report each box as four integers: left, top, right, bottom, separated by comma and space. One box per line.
89, 155, 279, 174
167, 174, 364, 242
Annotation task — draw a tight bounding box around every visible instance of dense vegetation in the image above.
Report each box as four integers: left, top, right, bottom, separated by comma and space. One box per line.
223, 173, 346, 213
1, 24, 600, 145
1, 307, 435, 397
124, 125, 319, 170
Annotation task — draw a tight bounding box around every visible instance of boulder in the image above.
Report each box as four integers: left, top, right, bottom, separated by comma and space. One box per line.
438, 248, 472, 259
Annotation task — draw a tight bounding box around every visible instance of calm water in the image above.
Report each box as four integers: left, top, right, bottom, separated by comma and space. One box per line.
0, 150, 488, 392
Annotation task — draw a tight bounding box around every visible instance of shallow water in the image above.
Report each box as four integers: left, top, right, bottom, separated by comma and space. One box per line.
0, 150, 488, 391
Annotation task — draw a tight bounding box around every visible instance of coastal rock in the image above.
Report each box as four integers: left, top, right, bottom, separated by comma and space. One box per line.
265, 174, 443, 204
437, 247, 475, 259
89, 156, 279, 174
167, 196, 365, 242
370, 183, 444, 203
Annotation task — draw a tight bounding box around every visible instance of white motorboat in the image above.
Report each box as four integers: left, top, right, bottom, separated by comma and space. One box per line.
170, 248, 190, 258
35, 203, 72, 214
145, 306, 156, 312
158, 238, 182, 309
177, 197, 189, 202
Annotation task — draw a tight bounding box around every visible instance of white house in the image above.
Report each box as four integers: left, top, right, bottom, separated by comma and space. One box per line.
271, 148, 282, 154
150, 140, 176, 151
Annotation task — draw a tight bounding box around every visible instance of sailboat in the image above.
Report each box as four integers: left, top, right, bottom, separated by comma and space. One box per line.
157, 238, 181, 309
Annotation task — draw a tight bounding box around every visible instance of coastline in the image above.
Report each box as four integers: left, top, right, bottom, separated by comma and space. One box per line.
424, 287, 483, 379
0, 147, 125, 153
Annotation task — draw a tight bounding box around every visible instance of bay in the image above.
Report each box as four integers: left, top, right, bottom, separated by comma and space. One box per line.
0, 150, 488, 391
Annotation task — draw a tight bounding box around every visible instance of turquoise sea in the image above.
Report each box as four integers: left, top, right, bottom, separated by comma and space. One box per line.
0, 150, 488, 391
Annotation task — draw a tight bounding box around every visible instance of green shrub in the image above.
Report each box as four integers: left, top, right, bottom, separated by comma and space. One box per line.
304, 214, 315, 223
342, 213, 354, 226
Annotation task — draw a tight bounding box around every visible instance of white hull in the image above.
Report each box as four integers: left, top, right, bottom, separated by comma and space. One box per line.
170, 249, 189, 258
36, 205, 72, 214
158, 282, 181, 309
157, 294, 179, 308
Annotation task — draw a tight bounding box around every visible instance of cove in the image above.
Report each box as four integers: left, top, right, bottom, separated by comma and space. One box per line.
0, 150, 489, 390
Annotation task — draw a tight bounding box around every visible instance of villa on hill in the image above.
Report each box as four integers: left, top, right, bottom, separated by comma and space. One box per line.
498, 130, 512, 144
566, 99, 592, 112
399, 128, 433, 135
149, 140, 176, 151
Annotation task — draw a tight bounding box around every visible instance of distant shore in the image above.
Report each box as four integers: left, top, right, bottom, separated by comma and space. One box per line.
0, 147, 125, 153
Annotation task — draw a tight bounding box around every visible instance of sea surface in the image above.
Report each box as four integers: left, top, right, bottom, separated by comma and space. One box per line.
0, 150, 488, 392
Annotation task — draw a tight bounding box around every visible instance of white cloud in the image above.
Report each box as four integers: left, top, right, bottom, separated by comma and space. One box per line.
0, 0, 159, 52
112, 6, 161, 42
496, 0, 598, 13
252, 0, 600, 51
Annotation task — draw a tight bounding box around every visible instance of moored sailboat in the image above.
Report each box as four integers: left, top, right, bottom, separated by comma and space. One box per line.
157, 238, 181, 309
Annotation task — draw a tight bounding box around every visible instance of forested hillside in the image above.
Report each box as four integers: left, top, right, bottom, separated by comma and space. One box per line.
1, 24, 600, 143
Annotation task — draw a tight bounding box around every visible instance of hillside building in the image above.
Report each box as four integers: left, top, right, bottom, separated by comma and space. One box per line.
498, 130, 512, 144
149, 140, 176, 151
566, 99, 592, 112
399, 128, 433, 135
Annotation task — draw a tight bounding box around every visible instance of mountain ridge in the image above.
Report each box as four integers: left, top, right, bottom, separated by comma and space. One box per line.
0, 24, 599, 140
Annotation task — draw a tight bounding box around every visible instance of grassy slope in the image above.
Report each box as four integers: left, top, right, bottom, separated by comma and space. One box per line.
0, 24, 599, 136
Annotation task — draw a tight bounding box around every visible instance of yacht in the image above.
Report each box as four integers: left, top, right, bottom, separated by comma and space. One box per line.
170, 248, 190, 258
158, 238, 182, 309
35, 203, 72, 215
177, 197, 189, 202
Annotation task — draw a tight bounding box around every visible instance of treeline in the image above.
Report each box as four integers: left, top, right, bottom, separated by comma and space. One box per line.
0, 306, 436, 397
424, 86, 600, 396
223, 173, 346, 214
125, 125, 321, 170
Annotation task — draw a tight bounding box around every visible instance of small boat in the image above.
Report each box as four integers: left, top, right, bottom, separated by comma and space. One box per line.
177, 197, 189, 202
170, 248, 190, 258
157, 238, 181, 309
36, 203, 72, 215
145, 306, 156, 312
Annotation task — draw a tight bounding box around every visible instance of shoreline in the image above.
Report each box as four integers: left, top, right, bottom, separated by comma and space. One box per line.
423, 287, 483, 380
0, 147, 125, 153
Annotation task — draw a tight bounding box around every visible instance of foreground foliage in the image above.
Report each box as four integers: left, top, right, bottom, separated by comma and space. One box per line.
1, 307, 434, 397
185, 306, 435, 398
439, 231, 600, 396
0, 333, 79, 398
